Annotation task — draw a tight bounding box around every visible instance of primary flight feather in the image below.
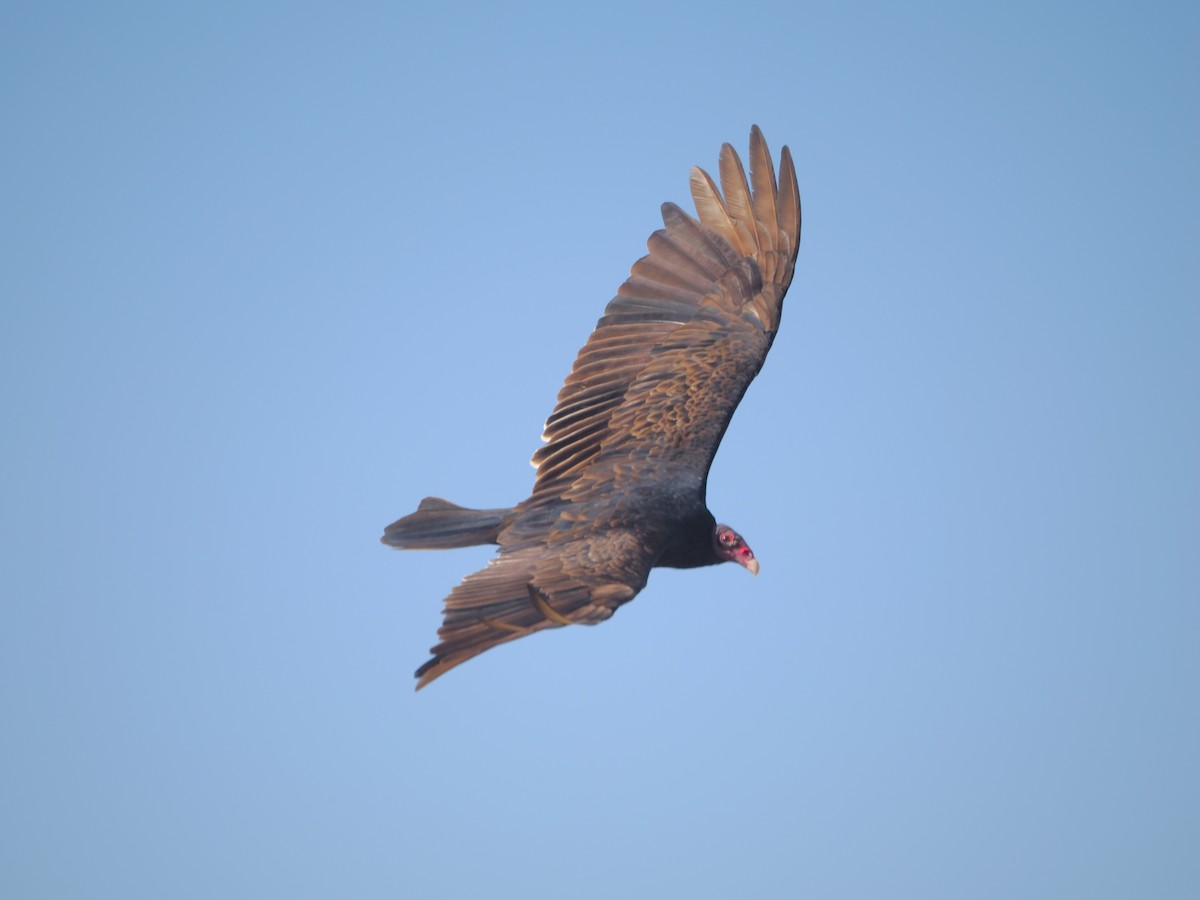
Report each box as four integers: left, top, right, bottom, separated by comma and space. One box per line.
383, 126, 801, 689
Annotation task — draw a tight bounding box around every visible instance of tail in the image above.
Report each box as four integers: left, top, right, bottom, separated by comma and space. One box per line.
381, 497, 512, 550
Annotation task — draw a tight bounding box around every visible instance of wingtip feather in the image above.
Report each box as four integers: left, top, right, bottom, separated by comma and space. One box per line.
777, 144, 801, 256
718, 144, 754, 228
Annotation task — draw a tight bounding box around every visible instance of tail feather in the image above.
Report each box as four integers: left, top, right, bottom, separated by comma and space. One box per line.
381, 497, 511, 549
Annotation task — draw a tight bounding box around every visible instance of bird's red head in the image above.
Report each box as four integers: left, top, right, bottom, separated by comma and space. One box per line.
713, 524, 759, 575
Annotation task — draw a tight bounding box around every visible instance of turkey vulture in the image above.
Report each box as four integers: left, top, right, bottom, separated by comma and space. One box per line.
383, 126, 801, 689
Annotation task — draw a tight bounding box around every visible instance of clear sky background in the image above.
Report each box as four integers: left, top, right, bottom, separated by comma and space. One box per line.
2, 2, 1197, 898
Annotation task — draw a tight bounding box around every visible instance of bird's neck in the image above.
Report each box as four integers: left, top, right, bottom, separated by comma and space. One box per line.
655, 509, 719, 569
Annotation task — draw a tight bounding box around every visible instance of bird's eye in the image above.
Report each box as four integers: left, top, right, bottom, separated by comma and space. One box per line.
721, 532, 735, 545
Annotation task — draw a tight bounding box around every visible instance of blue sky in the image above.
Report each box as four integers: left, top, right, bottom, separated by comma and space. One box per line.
2, 1, 1197, 897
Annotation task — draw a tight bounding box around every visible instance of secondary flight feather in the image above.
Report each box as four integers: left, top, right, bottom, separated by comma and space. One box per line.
382, 127, 802, 689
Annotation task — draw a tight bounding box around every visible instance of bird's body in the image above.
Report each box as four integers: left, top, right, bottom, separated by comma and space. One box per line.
383, 127, 801, 688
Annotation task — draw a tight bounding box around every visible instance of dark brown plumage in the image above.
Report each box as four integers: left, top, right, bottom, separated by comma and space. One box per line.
383, 127, 801, 689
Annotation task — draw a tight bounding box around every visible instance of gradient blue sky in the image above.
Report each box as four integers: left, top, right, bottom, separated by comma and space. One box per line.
3, 2, 1197, 898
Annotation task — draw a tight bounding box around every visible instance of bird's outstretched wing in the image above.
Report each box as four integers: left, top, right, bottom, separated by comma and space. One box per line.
528, 125, 801, 508
414, 525, 657, 689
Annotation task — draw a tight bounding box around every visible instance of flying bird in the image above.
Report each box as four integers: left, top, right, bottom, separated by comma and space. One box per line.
383, 126, 801, 689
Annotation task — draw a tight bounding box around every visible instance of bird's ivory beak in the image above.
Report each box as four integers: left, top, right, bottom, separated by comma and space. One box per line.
745, 557, 760, 576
